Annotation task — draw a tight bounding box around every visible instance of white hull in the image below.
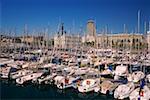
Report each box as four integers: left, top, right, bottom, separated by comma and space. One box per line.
10, 70, 33, 79
78, 79, 100, 93
129, 86, 150, 100
100, 81, 114, 94
0, 72, 9, 78
78, 85, 100, 93
16, 72, 43, 84
0, 67, 11, 79
114, 82, 135, 99
38, 73, 57, 84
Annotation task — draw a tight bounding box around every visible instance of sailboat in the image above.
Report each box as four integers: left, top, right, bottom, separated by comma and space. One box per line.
129, 71, 145, 83
114, 64, 128, 80
78, 78, 100, 93
16, 72, 43, 84
129, 79, 150, 100
114, 82, 135, 99
10, 69, 33, 79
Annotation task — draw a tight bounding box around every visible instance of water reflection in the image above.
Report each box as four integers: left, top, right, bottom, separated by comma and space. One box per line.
1, 79, 114, 100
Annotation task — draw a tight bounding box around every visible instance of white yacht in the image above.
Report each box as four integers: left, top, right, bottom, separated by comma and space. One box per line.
10, 69, 33, 79
54, 75, 81, 89
129, 85, 150, 100
114, 64, 128, 80
100, 80, 114, 94
114, 82, 135, 99
129, 71, 145, 83
37, 73, 57, 84
100, 68, 113, 76
16, 72, 43, 84
0, 64, 11, 78
74, 67, 89, 76
78, 78, 100, 93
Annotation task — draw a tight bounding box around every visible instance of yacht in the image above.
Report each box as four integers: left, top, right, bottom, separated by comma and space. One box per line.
114, 82, 135, 99
114, 64, 128, 80
0, 65, 11, 78
78, 78, 100, 93
100, 68, 113, 77
37, 73, 57, 84
100, 80, 114, 94
74, 67, 89, 76
129, 71, 145, 83
129, 85, 150, 100
56, 76, 81, 89
16, 72, 43, 84
10, 69, 33, 79
0, 63, 17, 79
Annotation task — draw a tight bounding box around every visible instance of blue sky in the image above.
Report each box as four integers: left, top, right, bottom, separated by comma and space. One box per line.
1, 0, 150, 35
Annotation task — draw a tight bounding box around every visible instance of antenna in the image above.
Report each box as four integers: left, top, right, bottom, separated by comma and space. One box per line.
138, 10, 140, 33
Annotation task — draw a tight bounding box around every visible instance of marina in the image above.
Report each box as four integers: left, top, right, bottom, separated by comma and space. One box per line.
1, 0, 150, 100
0, 46, 150, 99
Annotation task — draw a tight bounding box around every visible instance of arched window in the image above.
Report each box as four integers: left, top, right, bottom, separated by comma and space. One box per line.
128, 39, 130, 43
133, 39, 135, 43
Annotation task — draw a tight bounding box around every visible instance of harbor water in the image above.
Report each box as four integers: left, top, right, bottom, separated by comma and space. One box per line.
1, 79, 116, 100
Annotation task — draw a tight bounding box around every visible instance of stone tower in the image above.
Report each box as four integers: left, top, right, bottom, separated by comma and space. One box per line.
86, 20, 96, 44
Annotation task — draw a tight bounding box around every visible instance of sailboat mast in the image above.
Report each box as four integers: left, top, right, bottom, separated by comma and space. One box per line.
138, 10, 140, 33
149, 21, 150, 31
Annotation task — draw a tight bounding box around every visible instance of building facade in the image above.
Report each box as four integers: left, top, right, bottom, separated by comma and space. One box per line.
54, 23, 82, 49
54, 34, 82, 49
97, 33, 145, 51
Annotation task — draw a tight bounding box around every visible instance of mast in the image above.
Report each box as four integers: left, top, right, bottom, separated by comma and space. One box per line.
144, 22, 147, 34
149, 21, 150, 31
138, 10, 140, 33
124, 24, 126, 33
105, 25, 108, 49
110, 30, 113, 50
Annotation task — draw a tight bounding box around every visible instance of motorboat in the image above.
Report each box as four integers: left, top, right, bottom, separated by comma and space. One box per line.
10, 69, 33, 79
37, 73, 57, 84
74, 67, 89, 76
114, 82, 135, 99
100, 80, 114, 94
0, 63, 17, 78
54, 75, 64, 85
114, 64, 128, 80
100, 68, 113, 76
54, 75, 81, 89
78, 78, 100, 93
0, 65, 11, 78
129, 71, 145, 83
16, 72, 43, 84
129, 85, 150, 100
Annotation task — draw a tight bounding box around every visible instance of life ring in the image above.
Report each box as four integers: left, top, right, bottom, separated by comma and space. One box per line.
86, 80, 90, 85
